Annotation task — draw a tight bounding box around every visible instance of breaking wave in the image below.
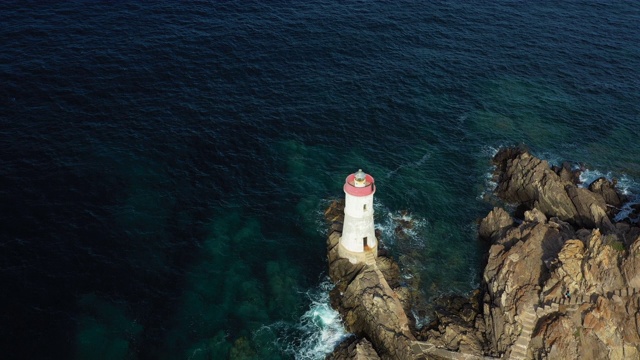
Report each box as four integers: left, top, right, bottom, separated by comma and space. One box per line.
263, 279, 349, 360
293, 280, 348, 360
577, 169, 640, 224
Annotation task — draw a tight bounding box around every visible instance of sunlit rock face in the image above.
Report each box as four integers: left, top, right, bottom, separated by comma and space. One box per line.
479, 148, 640, 359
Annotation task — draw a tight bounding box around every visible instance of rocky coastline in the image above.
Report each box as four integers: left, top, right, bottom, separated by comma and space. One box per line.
325, 147, 640, 359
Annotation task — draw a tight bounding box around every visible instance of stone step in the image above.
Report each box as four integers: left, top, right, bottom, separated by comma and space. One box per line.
515, 333, 530, 341
513, 345, 527, 351
514, 338, 530, 347
522, 313, 536, 320
511, 347, 527, 357
543, 302, 559, 310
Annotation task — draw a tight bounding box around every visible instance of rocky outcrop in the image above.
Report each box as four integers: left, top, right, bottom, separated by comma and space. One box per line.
589, 177, 626, 217
478, 148, 640, 359
329, 337, 381, 360
493, 147, 616, 230
417, 292, 487, 355
623, 237, 640, 288
325, 200, 416, 360
325, 147, 640, 359
478, 207, 514, 243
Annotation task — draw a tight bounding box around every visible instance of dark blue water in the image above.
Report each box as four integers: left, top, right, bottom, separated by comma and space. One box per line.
2, 1, 639, 359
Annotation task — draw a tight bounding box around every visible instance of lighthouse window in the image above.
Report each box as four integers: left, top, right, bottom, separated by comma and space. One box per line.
363, 204, 367, 211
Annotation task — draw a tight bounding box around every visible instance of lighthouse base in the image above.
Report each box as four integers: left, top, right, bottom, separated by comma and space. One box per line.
337, 241, 378, 264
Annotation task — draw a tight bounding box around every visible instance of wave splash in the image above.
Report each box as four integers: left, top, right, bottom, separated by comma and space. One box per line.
293, 280, 349, 359
261, 278, 349, 360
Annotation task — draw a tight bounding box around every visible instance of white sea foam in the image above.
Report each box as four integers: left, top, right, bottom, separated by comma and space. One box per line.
292, 279, 349, 360
614, 174, 639, 196
263, 279, 349, 360
577, 169, 640, 223
475, 146, 500, 201
614, 175, 640, 224
411, 309, 430, 329
481, 145, 501, 158
578, 168, 611, 188
478, 168, 498, 202
614, 196, 640, 224
374, 203, 428, 250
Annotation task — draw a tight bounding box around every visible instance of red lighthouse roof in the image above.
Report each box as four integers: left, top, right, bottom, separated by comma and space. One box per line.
344, 169, 375, 196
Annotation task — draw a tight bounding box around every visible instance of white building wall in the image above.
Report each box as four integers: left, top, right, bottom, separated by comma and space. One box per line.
341, 192, 377, 252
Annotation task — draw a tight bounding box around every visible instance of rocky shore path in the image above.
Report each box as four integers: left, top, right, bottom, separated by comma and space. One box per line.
509, 287, 640, 359
365, 252, 498, 360
411, 341, 497, 360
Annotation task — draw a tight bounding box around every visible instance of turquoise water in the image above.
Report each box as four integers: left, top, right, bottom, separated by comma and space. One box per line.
1, 1, 639, 359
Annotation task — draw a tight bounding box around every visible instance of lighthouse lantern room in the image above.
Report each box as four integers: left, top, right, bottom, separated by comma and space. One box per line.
339, 169, 378, 264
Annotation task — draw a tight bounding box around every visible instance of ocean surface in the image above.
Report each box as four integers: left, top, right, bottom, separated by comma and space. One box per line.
1, 1, 639, 359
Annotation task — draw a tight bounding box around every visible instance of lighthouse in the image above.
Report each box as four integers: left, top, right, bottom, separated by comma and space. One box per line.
339, 169, 378, 264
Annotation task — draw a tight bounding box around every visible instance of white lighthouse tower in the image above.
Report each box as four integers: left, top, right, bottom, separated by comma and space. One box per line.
339, 169, 378, 264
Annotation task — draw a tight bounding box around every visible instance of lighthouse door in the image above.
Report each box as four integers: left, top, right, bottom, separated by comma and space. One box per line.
363, 237, 368, 250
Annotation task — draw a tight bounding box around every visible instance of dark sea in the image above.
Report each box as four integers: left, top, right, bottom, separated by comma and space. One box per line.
1, 1, 639, 359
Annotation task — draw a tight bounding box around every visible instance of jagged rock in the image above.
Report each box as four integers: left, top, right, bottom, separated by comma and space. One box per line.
375, 256, 402, 289
327, 337, 381, 360
589, 177, 626, 216
555, 239, 585, 292
480, 148, 640, 359
479, 208, 581, 356
577, 296, 640, 359
481, 217, 563, 354
493, 148, 617, 230
337, 265, 415, 359
536, 315, 581, 360
565, 186, 614, 231
581, 230, 625, 293
524, 208, 547, 224
622, 236, 640, 288
494, 149, 577, 222
553, 161, 582, 184
419, 293, 486, 355
478, 207, 514, 242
